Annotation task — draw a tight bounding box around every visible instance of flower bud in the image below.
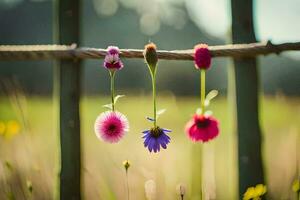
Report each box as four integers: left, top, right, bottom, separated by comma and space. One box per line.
194, 44, 211, 70
176, 183, 186, 197
123, 160, 130, 172
145, 179, 156, 200
26, 180, 33, 194
143, 43, 158, 74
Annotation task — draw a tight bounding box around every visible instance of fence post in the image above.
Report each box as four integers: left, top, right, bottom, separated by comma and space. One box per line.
230, 0, 265, 198
54, 0, 81, 199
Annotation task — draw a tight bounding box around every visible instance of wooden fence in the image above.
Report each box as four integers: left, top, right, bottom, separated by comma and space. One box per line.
1, 0, 300, 199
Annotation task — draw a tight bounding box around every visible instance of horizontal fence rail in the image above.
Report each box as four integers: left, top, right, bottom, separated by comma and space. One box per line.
0, 41, 300, 61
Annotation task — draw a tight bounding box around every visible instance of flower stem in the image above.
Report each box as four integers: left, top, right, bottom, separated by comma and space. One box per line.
200, 69, 206, 114
200, 144, 204, 200
126, 171, 130, 200
151, 72, 157, 127
110, 71, 116, 111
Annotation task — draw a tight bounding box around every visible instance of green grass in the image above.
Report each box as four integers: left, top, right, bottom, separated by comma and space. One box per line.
0, 95, 299, 199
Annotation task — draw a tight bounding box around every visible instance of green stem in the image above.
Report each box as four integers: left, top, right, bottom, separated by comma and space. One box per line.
151, 72, 157, 127
200, 69, 206, 114
110, 71, 115, 111
126, 171, 130, 200
200, 144, 203, 200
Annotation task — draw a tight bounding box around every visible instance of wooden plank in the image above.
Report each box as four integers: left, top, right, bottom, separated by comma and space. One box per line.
54, 0, 81, 199
230, 0, 265, 198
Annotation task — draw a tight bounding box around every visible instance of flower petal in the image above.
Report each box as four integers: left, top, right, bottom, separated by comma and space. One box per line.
162, 128, 172, 133
142, 130, 150, 134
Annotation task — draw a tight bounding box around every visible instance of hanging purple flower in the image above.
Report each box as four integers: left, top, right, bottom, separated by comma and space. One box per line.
143, 126, 171, 153
142, 42, 171, 153
104, 46, 124, 71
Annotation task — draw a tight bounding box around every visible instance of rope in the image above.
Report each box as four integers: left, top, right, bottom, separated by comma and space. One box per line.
0, 41, 300, 61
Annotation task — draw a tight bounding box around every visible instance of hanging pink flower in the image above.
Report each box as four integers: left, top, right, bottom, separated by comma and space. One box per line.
104, 46, 124, 70
185, 114, 219, 142
194, 44, 211, 70
94, 111, 129, 143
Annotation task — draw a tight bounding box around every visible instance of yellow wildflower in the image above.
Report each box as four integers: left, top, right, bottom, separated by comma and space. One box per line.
243, 184, 267, 200
292, 179, 300, 192
4, 120, 21, 139
254, 184, 267, 196
243, 187, 256, 200
6, 120, 21, 135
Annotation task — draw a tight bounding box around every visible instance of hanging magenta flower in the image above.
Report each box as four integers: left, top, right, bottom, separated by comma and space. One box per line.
194, 44, 211, 70
104, 46, 124, 71
185, 43, 219, 142
94, 46, 129, 143
142, 43, 171, 153
185, 114, 219, 142
94, 111, 129, 143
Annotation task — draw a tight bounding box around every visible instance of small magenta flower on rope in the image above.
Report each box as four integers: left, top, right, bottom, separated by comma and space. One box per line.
185, 44, 220, 142
94, 46, 129, 143
142, 43, 171, 153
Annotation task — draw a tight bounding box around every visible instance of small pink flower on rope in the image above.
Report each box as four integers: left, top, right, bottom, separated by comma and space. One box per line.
185, 43, 220, 142
194, 44, 211, 70
104, 46, 124, 70
94, 46, 129, 143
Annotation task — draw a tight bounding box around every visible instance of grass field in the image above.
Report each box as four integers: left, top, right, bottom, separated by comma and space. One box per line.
0, 94, 299, 200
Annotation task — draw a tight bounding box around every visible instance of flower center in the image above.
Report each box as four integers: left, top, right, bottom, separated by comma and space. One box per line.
196, 118, 210, 128
108, 124, 116, 133
150, 127, 163, 138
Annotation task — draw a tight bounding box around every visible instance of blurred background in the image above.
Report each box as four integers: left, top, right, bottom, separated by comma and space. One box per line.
0, 0, 299, 199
